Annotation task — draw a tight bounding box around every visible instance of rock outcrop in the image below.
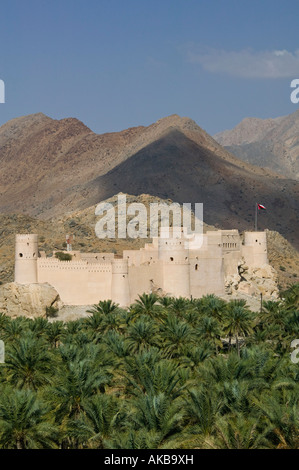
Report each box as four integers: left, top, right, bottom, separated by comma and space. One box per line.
0, 282, 61, 318
225, 260, 279, 300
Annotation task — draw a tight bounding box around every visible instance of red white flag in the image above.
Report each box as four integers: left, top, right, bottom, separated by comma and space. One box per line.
257, 204, 266, 210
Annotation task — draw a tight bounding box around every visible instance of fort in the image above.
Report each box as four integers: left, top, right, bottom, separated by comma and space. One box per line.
14, 228, 270, 307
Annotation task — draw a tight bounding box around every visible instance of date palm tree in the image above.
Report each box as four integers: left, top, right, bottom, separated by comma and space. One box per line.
208, 413, 272, 449
67, 394, 123, 448
126, 315, 159, 354
103, 330, 130, 360
87, 299, 119, 316
260, 300, 285, 328
160, 314, 196, 358
2, 316, 29, 342
45, 321, 65, 348
0, 387, 58, 449
98, 311, 125, 335
169, 297, 190, 318
131, 293, 162, 321
158, 296, 173, 308
28, 317, 49, 339
46, 359, 112, 423
223, 301, 254, 357
195, 294, 226, 322
128, 392, 186, 444
255, 391, 299, 449
125, 356, 185, 400
279, 283, 299, 310
184, 386, 221, 437
197, 316, 223, 353
0, 312, 9, 336
5, 334, 54, 390
0, 288, 297, 449
183, 341, 215, 368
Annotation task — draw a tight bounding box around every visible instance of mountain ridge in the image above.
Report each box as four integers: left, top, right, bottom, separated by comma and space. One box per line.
0, 112, 298, 249
214, 110, 299, 179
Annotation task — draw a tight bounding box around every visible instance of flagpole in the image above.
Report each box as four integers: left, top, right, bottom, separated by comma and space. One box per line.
255, 203, 257, 231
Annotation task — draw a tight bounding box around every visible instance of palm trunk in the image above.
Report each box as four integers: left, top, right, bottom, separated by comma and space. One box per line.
16, 439, 23, 449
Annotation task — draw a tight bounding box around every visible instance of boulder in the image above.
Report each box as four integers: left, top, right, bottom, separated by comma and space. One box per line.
0, 282, 61, 318
253, 264, 278, 280
225, 262, 279, 300
237, 281, 257, 296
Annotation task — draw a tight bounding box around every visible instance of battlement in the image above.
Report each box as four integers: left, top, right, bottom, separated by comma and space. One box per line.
37, 258, 112, 272
16, 234, 38, 242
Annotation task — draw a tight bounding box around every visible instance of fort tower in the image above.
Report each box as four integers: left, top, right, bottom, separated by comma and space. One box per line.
15, 234, 38, 284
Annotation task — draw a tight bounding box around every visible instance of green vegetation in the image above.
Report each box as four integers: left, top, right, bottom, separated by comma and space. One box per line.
55, 252, 72, 261
0, 284, 298, 449
45, 306, 59, 319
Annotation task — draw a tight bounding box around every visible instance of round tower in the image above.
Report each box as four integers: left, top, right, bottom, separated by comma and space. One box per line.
111, 259, 130, 307
15, 234, 38, 284
243, 231, 268, 267
158, 231, 190, 298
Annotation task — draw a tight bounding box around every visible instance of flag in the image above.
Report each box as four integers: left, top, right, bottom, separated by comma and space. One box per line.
257, 204, 266, 210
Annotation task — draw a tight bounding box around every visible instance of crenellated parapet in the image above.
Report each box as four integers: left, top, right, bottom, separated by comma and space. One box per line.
37, 258, 112, 273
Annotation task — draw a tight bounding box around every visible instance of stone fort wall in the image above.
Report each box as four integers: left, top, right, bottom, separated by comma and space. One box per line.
14, 230, 269, 307
37, 259, 112, 305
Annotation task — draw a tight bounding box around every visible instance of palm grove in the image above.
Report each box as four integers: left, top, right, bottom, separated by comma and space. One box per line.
0, 284, 298, 449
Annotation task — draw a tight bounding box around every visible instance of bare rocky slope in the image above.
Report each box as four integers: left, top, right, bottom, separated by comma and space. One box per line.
0, 112, 298, 250
214, 110, 299, 180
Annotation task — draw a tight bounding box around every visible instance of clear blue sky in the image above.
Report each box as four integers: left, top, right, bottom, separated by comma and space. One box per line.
0, 0, 298, 135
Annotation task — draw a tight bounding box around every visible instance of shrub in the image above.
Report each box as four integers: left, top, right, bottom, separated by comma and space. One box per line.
45, 305, 59, 318
55, 252, 72, 261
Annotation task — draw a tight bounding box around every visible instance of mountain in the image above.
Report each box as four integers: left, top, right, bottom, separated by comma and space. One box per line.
0, 112, 145, 217
214, 110, 299, 180
0, 113, 298, 249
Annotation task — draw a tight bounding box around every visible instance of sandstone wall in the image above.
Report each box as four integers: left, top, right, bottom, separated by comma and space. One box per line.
37, 259, 112, 305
